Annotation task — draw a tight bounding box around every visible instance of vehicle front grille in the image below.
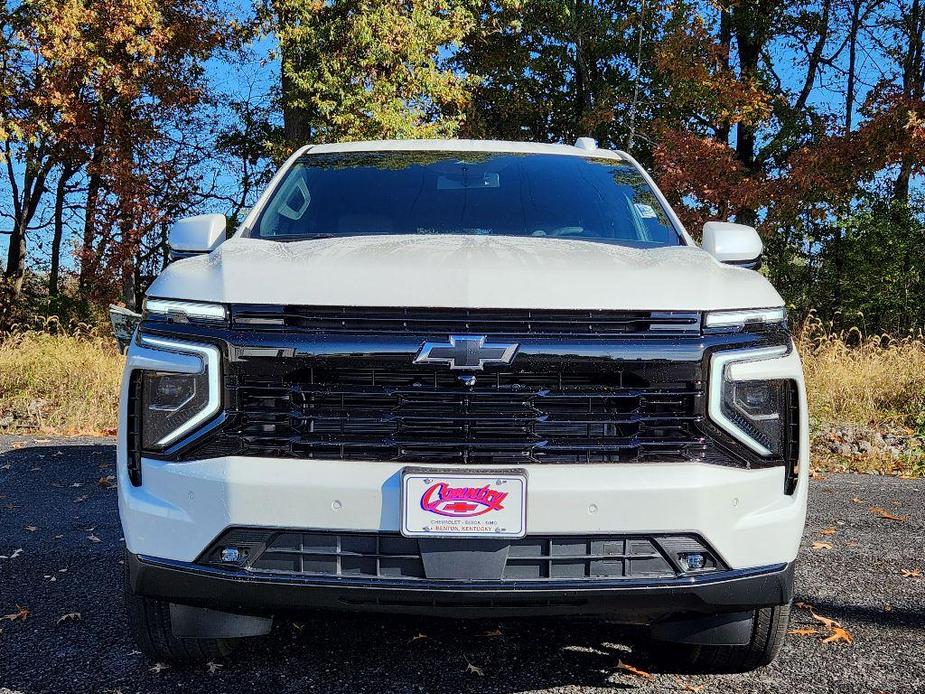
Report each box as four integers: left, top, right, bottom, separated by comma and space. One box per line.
188, 359, 706, 464
200, 530, 726, 581
229, 305, 701, 338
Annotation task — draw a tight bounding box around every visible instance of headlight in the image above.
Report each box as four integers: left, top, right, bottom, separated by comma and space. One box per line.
136, 335, 221, 448
144, 298, 226, 322
709, 346, 789, 456
704, 307, 786, 330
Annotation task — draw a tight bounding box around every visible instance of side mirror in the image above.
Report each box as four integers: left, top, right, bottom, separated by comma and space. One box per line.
702, 221, 763, 269
168, 214, 226, 260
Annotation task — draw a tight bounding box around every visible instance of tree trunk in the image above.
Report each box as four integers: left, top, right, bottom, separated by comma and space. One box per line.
4, 215, 28, 293
281, 41, 312, 146
731, 1, 765, 226
4, 156, 52, 298
895, 0, 924, 202
49, 166, 74, 297
715, 5, 732, 146
79, 138, 103, 293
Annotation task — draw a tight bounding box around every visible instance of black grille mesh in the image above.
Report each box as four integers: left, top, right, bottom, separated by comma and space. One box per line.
189, 360, 706, 464
200, 530, 725, 581
230, 305, 701, 338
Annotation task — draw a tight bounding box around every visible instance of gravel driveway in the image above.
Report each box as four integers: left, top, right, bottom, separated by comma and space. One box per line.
1, 436, 923, 693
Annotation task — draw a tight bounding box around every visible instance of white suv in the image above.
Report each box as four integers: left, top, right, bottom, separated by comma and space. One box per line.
118, 139, 807, 671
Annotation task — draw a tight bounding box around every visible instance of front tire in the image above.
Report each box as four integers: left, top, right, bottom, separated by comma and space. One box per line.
123, 568, 234, 664
657, 603, 791, 673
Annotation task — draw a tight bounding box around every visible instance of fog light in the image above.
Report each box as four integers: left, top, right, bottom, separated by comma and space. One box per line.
220, 547, 241, 563
680, 553, 705, 571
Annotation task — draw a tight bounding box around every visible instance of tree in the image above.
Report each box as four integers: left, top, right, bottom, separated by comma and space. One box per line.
456, 1, 661, 153
0, 0, 94, 300
265, 0, 486, 147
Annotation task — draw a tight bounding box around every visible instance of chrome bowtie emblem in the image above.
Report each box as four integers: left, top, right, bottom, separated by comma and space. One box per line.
414, 335, 518, 370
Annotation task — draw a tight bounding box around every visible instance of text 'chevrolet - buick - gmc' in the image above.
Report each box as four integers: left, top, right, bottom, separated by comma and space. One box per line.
118, 139, 807, 671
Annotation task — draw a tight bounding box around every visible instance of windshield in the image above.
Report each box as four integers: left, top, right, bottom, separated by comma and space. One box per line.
248, 151, 683, 248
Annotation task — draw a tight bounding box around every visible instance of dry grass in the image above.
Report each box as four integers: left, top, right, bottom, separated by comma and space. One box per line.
0, 319, 124, 435
799, 315, 925, 429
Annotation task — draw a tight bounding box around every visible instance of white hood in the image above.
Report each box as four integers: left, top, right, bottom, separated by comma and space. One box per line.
147, 235, 783, 312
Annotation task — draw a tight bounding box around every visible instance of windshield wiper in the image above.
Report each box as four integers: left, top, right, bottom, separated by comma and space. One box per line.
273, 233, 339, 241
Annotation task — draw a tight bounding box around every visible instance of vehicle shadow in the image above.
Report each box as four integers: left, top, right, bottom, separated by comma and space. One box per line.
226, 612, 700, 691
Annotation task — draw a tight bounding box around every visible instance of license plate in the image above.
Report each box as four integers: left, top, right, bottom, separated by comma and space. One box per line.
401, 470, 527, 539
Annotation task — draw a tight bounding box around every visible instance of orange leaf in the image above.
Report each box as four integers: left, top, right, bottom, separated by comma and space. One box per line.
674, 677, 705, 692
0, 605, 29, 622
900, 569, 922, 578
809, 611, 841, 630
822, 626, 853, 644
818, 527, 837, 536
788, 627, 821, 636
811, 542, 833, 550
616, 660, 654, 680
850, 496, 864, 504
868, 507, 909, 522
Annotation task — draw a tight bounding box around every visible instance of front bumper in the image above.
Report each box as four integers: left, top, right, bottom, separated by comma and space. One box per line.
127, 552, 794, 620
118, 457, 807, 570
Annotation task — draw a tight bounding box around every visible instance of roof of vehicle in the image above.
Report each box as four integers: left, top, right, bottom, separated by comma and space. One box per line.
301, 138, 625, 160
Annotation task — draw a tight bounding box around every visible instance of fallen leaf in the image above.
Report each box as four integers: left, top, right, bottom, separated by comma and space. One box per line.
900, 569, 922, 578
97, 475, 117, 489
616, 660, 654, 680
11, 441, 25, 449
481, 628, 503, 638
850, 496, 864, 504
73, 495, 88, 503
808, 609, 841, 630
809, 469, 825, 480
673, 678, 705, 692
56, 612, 81, 624
868, 506, 909, 522
464, 657, 484, 676
818, 527, 837, 536
409, 632, 428, 643
0, 606, 29, 622
24, 526, 37, 532
0, 464, 10, 470
87, 534, 101, 543
206, 662, 223, 674
811, 542, 833, 550
149, 662, 170, 674
822, 626, 853, 644
788, 627, 821, 636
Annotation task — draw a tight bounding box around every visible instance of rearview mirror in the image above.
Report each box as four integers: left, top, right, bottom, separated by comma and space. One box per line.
168, 214, 226, 260
702, 222, 763, 269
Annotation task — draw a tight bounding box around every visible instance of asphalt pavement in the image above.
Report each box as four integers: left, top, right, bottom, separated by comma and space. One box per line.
0, 436, 923, 694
